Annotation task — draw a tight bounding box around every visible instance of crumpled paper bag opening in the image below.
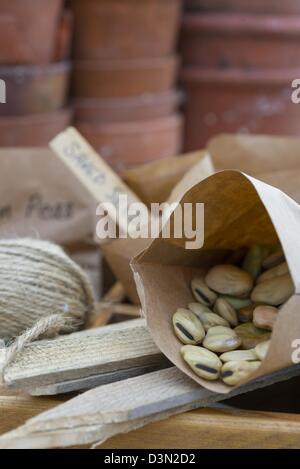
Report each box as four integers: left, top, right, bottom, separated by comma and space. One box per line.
133, 170, 300, 393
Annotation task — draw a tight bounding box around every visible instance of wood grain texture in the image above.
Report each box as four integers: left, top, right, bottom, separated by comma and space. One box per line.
0, 394, 65, 435
31, 363, 169, 396
5, 368, 207, 432
4, 319, 169, 393
101, 407, 300, 449
1, 389, 300, 448
1, 395, 300, 449
16, 363, 300, 430
0, 403, 196, 449
2, 364, 300, 448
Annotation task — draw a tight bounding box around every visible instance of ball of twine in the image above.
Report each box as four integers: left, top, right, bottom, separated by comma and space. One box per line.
0, 238, 95, 380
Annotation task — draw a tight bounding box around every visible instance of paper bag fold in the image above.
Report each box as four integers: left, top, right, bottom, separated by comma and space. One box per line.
132, 170, 300, 393
102, 151, 214, 303
208, 133, 300, 204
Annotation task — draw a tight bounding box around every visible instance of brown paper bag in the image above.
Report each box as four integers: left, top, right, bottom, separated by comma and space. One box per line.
0, 148, 97, 245
132, 170, 300, 394
208, 134, 300, 203
102, 151, 214, 303
122, 150, 210, 207
104, 134, 300, 302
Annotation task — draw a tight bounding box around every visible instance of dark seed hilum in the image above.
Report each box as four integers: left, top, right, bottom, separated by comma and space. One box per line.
195, 363, 217, 374
175, 322, 194, 341
195, 288, 210, 305
221, 370, 234, 378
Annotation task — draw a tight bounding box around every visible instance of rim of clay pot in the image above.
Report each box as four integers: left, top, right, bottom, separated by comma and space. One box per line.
181, 67, 300, 85
73, 90, 181, 109
0, 108, 72, 126
71, 0, 173, 4
76, 113, 183, 134
184, 0, 300, 15
182, 13, 300, 35
0, 61, 71, 76
74, 55, 179, 71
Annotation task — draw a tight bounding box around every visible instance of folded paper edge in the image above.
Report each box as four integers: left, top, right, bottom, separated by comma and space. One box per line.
131, 170, 300, 394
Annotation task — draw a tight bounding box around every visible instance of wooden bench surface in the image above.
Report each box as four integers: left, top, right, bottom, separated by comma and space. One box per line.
1, 380, 300, 449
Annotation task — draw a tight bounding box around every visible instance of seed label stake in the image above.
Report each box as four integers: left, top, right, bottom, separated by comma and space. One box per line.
50, 127, 141, 238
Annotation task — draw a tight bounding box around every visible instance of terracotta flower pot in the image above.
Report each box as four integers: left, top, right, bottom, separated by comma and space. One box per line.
71, 0, 182, 60
0, 109, 72, 146
72, 56, 179, 98
181, 68, 300, 150
181, 14, 300, 69
54, 10, 73, 62
0, 62, 71, 116
74, 90, 181, 123
75, 114, 183, 173
0, 0, 63, 64
185, 0, 300, 15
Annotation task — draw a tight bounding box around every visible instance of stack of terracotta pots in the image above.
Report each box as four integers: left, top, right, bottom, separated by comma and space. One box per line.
181, 0, 300, 150
0, 0, 72, 146
71, 0, 183, 173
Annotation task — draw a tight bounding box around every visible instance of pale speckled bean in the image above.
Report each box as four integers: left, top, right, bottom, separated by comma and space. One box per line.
181, 345, 222, 381
220, 349, 257, 363
253, 305, 278, 331
189, 302, 230, 331
235, 323, 271, 350
219, 295, 252, 311
251, 273, 294, 306
221, 360, 261, 386
188, 302, 212, 315
173, 308, 205, 345
191, 277, 217, 307
214, 298, 238, 327
254, 340, 270, 361
257, 262, 289, 284
203, 326, 241, 353
205, 265, 253, 297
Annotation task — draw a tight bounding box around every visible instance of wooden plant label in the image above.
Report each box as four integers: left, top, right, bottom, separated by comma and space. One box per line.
50, 127, 141, 237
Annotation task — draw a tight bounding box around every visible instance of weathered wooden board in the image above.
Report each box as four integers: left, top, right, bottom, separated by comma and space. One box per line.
2, 364, 300, 448
0, 394, 65, 435
101, 407, 300, 449
1, 319, 169, 393
31, 364, 169, 396
2, 392, 300, 449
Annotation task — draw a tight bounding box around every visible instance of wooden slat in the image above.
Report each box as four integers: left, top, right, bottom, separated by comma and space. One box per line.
2, 319, 169, 393
21, 363, 300, 431
92, 282, 126, 328
1, 385, 300, 448
2, 364, 300, 448
2, 398, 300, 449
101, 407, 300, 449
31, 364, 169, 396
0, 395, 65, 435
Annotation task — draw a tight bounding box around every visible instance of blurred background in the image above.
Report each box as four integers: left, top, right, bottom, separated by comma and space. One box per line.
1, 0, 300, 173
